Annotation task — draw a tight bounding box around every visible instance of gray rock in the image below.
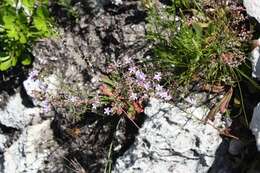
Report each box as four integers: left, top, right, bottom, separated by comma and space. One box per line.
113, 97, 223, 173
244, 0, 260, 23
0, 92, 41, 129
0, 135, 7, 152
3, 120, 57, 173
228, 139, 244, 155
250, 42, 260, 79
250, 102, 260, 151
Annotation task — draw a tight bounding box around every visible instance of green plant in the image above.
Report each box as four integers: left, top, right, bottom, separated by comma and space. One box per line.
0, 0, 55, 71
147, 0, 249, 87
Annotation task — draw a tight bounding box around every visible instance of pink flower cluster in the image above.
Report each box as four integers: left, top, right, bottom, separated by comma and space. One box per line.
127, 66, 172, 101
95, 64, 173, 116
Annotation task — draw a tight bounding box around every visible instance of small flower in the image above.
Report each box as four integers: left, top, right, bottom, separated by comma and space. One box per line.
92, 103, 98, 109
135, 70, 146, 81
69, 96, 78, 103
104, 107, 113, 115
29, 70, 39, 80
130, 92, 138, 100
123, 57, 132, 65
128, 66, 136, 74
155, 84, 163, 91
153, 72, 162, 81
158, 91, 168, 98
164, 95, 172, 101
157, 91, 172, 101
143, 82, 151, 90
42, 100, 51, 113
137, 80, 144, 87
92, 97, 100, 109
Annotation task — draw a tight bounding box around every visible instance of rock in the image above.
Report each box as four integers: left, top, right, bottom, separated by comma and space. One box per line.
0, 92, 41, 129
228, 139, 244, 155
113, 97, 223, 173
244, 0, 260, 23
0, 135, 7, 152
250, 41, 260, 79
250, 102, 260, 151
3, 120, 57, 173
112, 0, 123, 5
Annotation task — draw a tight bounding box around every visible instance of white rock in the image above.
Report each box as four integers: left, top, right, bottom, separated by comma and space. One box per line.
250, 43, 260, 79
250, 102, 260, 151
112, 0, 123, 5
23, 78, 46, 97
244, 0, 260, 23
0, 135, 7, 152
0, 93, 41, 129
4, 120, 56, 173
113, 97, 223, 173
44, 74, 61, 96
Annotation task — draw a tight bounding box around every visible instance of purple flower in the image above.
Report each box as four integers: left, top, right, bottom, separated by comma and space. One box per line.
92, 97, 100, 109
29, 70, 39, 80
104, 107, 113, 115
69, 96, 78, 103
128, 66, 136, 74
158, 91, 168, 98
143, 82, 151, 90
135, 70, 146, 81
153, 72, 162, 81
92, 103, 98, 109
157, 91, 172, 101
155, 84, 163, 91
130, 92, 138, 100
164, 95, 172, 101
42, 100, 51, 113
123, 57, 132, 65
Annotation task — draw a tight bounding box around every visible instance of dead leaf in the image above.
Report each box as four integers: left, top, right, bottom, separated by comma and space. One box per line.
204, 87, 233, 123
99, 84, 113, 97
132, 101, 144, 114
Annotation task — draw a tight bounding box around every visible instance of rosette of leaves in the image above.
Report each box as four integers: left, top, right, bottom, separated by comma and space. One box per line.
0, 0, 55, 71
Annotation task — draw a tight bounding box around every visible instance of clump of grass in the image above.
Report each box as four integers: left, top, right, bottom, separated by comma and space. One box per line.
147, 0, 251, 88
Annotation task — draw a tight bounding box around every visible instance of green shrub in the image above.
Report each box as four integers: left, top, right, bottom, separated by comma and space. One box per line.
0, 0, 55, 71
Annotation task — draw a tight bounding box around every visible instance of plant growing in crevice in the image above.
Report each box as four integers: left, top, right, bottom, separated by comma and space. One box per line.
0, 0, 55, 71
147, 0, 251, 87
146, 0, 253, 126
83, 62, 173, 128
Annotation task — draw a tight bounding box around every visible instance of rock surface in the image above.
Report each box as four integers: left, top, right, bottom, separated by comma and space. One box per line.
244, 0, 260, 23
0, 92, 41, 129
113, 97, 223, 173
3, 120, 57, 173
250, 102, 260, 151
250, 41, 260, 80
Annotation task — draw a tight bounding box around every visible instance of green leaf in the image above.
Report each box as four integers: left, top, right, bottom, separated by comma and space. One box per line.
2, 8, 16, 29
127, 104, 136, 119
21, 0, 35, 14
3, 0, 16, 6
33, 16, 48, 32
0, 58, 12, 71
0, 53, 10, 62
21, 52, 32, 65
19, 32, 27, 43
192, 23, 203, 37
11, 55, 17, 66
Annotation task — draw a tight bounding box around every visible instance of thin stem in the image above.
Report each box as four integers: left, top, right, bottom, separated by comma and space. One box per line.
232, 68, 249, 127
